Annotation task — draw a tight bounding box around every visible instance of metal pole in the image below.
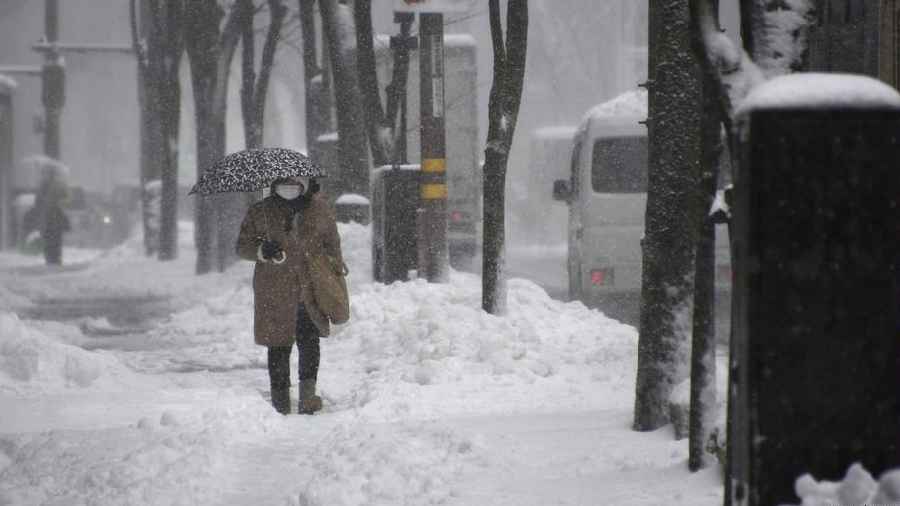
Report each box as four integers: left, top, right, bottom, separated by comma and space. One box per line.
418, 12, 448, 283
42, 0, 64, 160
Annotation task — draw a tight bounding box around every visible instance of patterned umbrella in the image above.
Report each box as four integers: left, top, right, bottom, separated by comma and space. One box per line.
189, 147, 327, 195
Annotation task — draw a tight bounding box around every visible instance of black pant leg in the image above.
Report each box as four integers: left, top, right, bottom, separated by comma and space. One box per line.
267, 346, 292, 389
295, 304, 320, 381
296, 335, 320, 381
44, 235, 62, 265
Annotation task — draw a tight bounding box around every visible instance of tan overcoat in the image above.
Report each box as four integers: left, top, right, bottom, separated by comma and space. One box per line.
236, 193, 343, 346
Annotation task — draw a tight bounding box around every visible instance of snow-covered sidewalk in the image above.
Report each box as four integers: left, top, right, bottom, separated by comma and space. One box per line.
0, 222, 723, 505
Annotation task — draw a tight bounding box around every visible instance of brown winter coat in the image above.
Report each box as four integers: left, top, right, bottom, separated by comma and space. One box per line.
236, 193, 344, 346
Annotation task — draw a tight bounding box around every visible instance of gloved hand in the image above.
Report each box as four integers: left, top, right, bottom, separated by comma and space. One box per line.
258, 239, 286, 263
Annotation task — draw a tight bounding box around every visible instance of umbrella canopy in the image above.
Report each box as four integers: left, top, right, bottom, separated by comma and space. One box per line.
189, 147, 327, 195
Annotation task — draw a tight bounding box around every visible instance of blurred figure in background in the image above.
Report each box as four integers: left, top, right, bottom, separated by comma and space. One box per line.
25, 159, 70, 265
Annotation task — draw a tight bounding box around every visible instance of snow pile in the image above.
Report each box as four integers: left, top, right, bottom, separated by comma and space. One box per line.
0, 312, 134, 395
5, 221, 251, 308
0, 398, 281, 506
789, 463, 900, 506
340, 222, 373, 289
297, 422, 482, 506
737, 73, 900, 115
324, 272, 638, 419
0, 284, 31, 311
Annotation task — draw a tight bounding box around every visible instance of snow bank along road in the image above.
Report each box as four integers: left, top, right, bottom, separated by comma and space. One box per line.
0, 223, 722, 505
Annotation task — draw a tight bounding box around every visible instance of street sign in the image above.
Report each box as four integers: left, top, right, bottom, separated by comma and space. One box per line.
394, 0, 475, 13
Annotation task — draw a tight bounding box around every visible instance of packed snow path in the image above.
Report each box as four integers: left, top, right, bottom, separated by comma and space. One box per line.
0, 223, 723, 505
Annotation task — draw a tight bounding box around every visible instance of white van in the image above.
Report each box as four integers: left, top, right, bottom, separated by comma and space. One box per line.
553, 90, 731, 327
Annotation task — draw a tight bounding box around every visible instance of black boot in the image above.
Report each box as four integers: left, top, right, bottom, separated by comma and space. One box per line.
271, 387, 291, 415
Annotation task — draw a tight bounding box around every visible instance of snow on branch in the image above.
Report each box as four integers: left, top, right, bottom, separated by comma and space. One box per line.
692, 0, 765, 120
692, 0, 814, 122
753, 0, 814, 77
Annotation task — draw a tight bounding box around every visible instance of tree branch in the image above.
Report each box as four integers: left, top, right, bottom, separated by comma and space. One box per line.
690, 0, 764, 121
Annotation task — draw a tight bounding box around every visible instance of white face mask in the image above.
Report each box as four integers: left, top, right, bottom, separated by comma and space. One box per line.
276, 185, 302, 200
276, 176, 311, 200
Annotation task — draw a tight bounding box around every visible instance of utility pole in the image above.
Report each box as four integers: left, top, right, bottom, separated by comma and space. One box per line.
41, 0, 64, 159
419, 12, 448, 283
29, 0, 131, 162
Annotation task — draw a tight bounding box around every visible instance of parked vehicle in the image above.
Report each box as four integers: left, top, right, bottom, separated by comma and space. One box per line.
553, 90, 731, 329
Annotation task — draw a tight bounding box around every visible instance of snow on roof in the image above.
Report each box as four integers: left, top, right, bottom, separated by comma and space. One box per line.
582, 88, 648, 123
532, 125, 577, 140
335, 193, 370, 206
0, 74, 17, 92
737, 73, 900, 115
444, 33, 476, 48
373, 164, 422, 176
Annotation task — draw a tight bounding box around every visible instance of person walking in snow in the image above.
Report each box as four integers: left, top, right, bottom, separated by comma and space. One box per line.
30, 163, 70, 265
236, 176, 344, 415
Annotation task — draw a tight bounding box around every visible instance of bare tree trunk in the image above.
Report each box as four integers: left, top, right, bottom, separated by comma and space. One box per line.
298, 0, 323, 152
241, 0, 287, 150
319, 0, 369, 196
633, 0, 704, 432
385, 15, 414, 165
184, 0, 243, 274
131, 0, 161, 257
131, 0, 183, 261
240, 0, 258, 149
156, 1, 183, 261
354, 0, 389, 167
482, 0, 528, 315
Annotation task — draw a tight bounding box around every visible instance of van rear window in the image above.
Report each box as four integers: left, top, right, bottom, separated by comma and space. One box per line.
591, 136, 647, 193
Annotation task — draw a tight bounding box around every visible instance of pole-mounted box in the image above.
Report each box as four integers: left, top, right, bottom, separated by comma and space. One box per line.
728, 74, 900, 506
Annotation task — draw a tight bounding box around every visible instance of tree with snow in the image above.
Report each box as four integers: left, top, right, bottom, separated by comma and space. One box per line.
689, 0, 814, 483
633, 0, 705, 433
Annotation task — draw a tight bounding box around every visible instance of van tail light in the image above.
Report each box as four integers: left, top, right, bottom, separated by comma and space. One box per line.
590, 268, 614, 286
450, 210, 464, 222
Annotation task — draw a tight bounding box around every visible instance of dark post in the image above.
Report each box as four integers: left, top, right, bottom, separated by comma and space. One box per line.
0, 83, 12, 250
372, 166, 420, 283
41, 0, 64, 159
729, 101, 900, 505
418, 12, 448, 283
